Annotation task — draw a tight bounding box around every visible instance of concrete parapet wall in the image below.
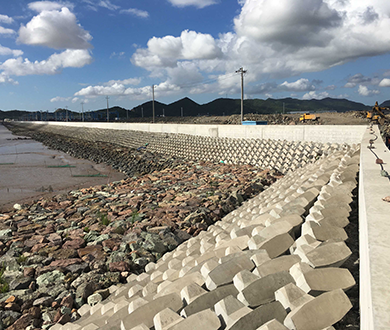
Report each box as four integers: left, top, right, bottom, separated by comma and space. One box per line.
359, 125, 390, 330
24, 121, 366, 144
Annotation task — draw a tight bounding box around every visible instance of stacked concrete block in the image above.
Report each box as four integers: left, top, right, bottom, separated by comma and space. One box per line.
27, 124, 359, 329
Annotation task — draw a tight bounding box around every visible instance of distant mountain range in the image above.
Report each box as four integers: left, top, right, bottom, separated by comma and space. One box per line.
0, 97, 379, 120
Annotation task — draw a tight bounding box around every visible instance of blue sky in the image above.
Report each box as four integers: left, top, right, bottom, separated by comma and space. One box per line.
1, 0, 390, 112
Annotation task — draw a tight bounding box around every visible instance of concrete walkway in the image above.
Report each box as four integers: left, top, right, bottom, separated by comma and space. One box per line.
359, 125, 390, 329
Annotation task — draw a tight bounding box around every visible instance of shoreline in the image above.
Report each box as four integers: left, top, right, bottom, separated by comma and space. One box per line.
0, 124, 125, 211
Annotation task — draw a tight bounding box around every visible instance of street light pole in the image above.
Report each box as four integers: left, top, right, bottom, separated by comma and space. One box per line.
106, 96, 109, 122
236, 67, 247, 123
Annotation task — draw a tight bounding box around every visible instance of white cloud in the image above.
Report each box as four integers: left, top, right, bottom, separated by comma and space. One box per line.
167, 0, 219, 9
28, 1, 75, 12
18, 7, 92, 49
0, 14, 14, 24
0, 49, 93, 76
0, 73, 18, 85
82, 0, 119, 11
50, 96, 71, 102
110, 51, 125, 59
132, 30, 222, 69
0, 26, 16, 35
105, 78, 141, 86
379, 78, 390, 87
358, 85, 380, 96
0, 45, 23, 57
302, 91, 330, 100
129, 0, 390, 101
234, 0, 342, 47
279, 78, 315, 92
120, 8, 149, 18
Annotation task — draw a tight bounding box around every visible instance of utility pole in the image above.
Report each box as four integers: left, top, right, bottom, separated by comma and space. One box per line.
65, 106, 68, 122
126, 108, 129, 121
283, 102, 285, 114
181, 107, 183, 117
152, 85, 155, 123
141, 107, 144, 118
106, 96, 109, 122
162, 108, 165, 117
81, 101, 85, 122
236, 67, 247, 123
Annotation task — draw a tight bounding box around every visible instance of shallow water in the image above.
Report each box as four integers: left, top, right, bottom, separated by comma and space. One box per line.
0, 123, 125, 210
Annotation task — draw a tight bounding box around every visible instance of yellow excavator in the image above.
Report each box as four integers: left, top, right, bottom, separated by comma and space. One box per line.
367, 102, 389, 125
299, 113, 318, 122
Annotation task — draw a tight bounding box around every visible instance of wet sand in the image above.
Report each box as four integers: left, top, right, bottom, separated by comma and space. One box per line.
0, 124, 125, 211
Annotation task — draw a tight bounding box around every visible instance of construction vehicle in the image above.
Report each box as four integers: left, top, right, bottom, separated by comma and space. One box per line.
299, 113, 318, 122
367, 102, 389, 125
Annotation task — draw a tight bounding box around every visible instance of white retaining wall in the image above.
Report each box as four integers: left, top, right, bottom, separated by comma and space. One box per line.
25, 121, 366, 144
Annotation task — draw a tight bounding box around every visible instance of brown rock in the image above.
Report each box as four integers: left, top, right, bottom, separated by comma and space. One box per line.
24, 267, 35, 278
5, 303, 20, 312
62, 238, 85, 250
61, 295, 74, 309
49, 258, 82, 268
78, 245, 105, 261
5, 296, 16, 304
6, 313, 34, 330
28, 306, 41, 319
47, 233, 62, 246
30, 243, 48, 253
50, 248, 78, 260
58, 313, 71, 325
109, 261, 131, 272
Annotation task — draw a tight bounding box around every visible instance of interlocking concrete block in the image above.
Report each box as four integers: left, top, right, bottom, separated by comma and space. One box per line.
248, 233, 295, 258
253, 255, 301, 278
225, 245, 243, 256
301, 221, 348, 242
145, 262, 156, 273
143, 281, 159, 297
129, 324, 149, 330
250, 250, 271, 267
293, 267, 355, 296
200, 259, 219, 279
157, 281, 173, 294
301, 241, 352, 268
233, 269, 260, 291
119, 293, 183, 330
153, 308, 183, 330
129, 297, 148, 313
215, 235, 250, 250
274, 283, 314, 312
180, 283, 207, 305
81, 324, 99, 330
284, 289, 352, 330
252, 221, 293, 239
205, 254, 255, 290
129, 284, 144, 298
168, 309, 221, 330
214, 295, 248, 327
229, 301, 287, 330
181, 284, 239, 318
163, 269, 180, 281
231, 225, 260, 239
237, 271, 295, 307
78, 304, 91, 317
155, 272, 205, 299
169, 259, 184, 270
256, 319, 289, 330
265, 214, 303, 229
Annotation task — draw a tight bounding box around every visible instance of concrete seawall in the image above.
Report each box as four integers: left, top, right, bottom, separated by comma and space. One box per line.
11, 121, 386, 329
23, 121, 366, 144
